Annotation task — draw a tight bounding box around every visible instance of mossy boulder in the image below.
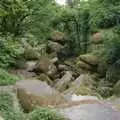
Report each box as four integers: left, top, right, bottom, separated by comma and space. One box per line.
63, 74, 96, 97
76, 60, 92, 71
24, 48, 40, 60
92, 32, 103, 44
47, 41, 63, 53
33, 56, 57, 78
55, 71, 73, 92
51, 31, 65, 43
78, 54, 99, 66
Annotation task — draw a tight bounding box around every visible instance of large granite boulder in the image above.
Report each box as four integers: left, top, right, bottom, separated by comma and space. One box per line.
33, 57, 57, 78
15, 80, 66, 112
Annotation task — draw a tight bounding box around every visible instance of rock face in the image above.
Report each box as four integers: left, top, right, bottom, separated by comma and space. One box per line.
33, 57, 57, 78
92, 32, 103, 44
15, 80, 66, 112
55, 71, 73, 92
61, 102, 120, 120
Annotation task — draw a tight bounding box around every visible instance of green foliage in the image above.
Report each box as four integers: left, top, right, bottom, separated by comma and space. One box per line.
27, 107, 66, 120
0, 35, 24, 68
89, 0, 120, 29
0, 69, 19, 85
0, 0, 30, 36
27, 0, 58, 42
55, 5, 90, 56
0, 91, 25, 120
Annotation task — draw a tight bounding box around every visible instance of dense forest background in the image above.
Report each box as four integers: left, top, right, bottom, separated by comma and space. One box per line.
0, 0, 120, 119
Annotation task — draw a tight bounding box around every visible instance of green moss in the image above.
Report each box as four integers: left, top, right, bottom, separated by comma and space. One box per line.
75, 85, 93, 96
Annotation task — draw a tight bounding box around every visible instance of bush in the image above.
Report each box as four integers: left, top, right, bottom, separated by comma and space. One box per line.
0, 69, 19, 85
89, 0, 120, 29
27, 107, 66, 120
0, 35, 24, 68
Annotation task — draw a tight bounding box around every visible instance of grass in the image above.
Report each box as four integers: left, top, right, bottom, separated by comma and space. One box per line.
27, 107, 66, 120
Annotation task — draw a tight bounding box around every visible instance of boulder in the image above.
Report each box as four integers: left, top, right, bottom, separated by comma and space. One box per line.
55, 71, 73, 92
63, 74, 96, 97
26, 61, 37, 72
15, 80, 66, 112
58, 64, 69, 71
50, 57, 59, 65
76, 60, 92, 71
60, 102, 120, 120
33, 57, 57, 78
24, 48, 40, 60
72, 74, 95, 88
47, 41, 63, 53
79, 54, 99, 66
92, 32, 103, 44
51, 31, 65, 43
38, 73, 53, 85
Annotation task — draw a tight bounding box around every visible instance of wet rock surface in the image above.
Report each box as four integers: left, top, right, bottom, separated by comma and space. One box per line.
61, 102, 120, 120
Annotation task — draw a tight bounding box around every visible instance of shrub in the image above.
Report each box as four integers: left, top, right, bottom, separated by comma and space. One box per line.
0, 69, 19, 85
0, 35, 24, 68
27, 107, 66, 120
